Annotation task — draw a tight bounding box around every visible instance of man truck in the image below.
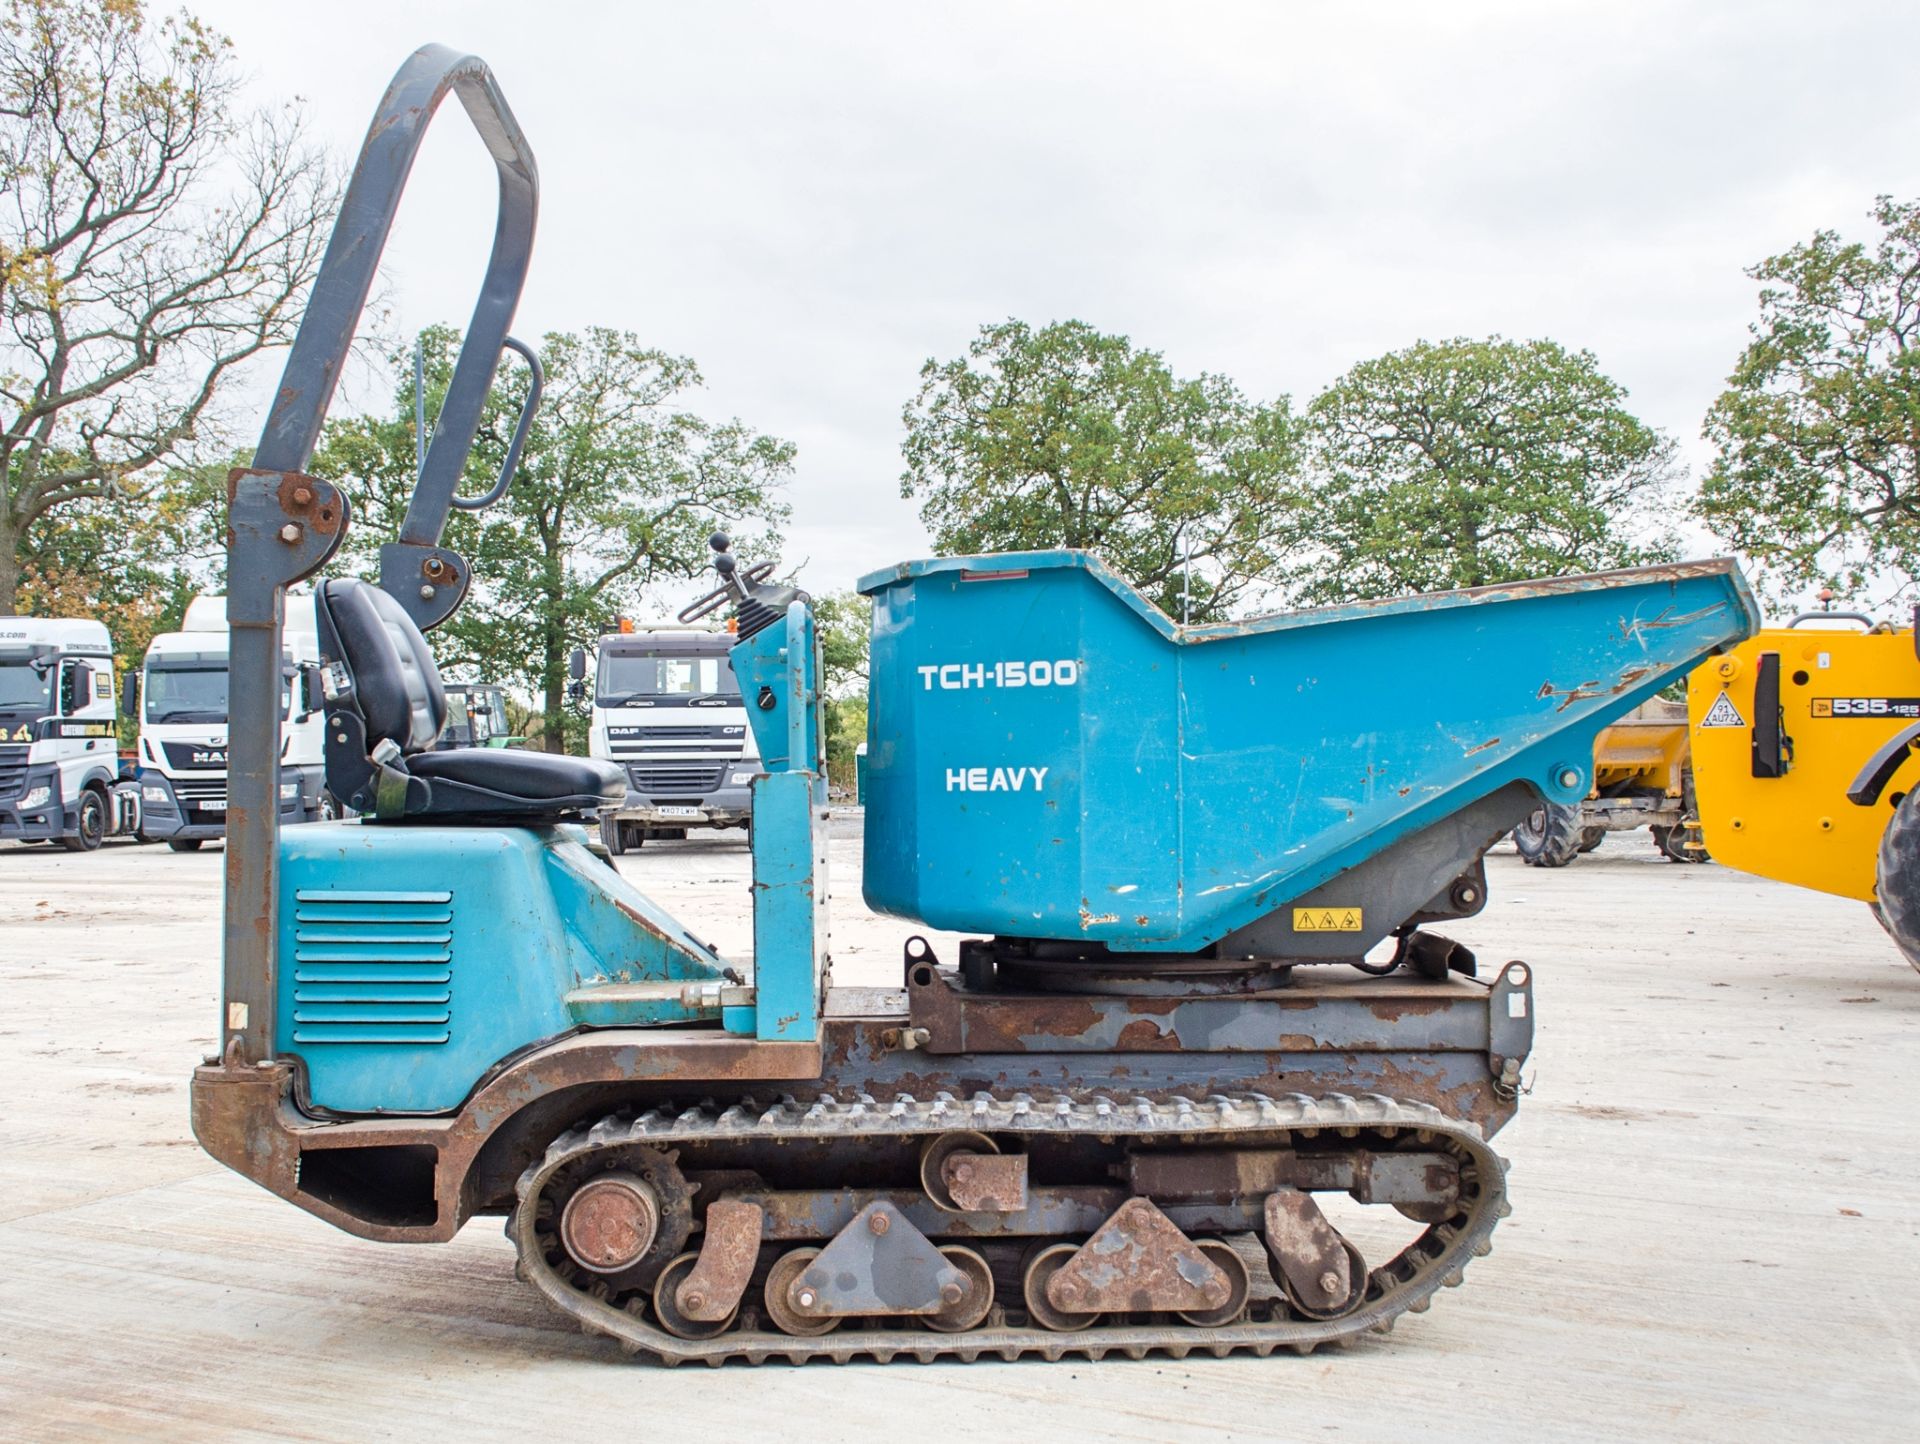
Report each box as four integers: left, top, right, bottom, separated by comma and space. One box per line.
0, 616, 139, 849
572, 622, 759, 852
129, 591, 331, 851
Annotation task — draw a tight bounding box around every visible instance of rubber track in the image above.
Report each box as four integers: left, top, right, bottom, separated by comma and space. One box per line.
510, 1090, 1513, 1366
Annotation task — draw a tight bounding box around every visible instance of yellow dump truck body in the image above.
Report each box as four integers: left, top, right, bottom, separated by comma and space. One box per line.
1593, 700, 1690, 798
1686, 624, 1916, 903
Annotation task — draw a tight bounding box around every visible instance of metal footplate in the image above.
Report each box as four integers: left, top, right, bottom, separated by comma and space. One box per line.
510, 1090, 1512, 1366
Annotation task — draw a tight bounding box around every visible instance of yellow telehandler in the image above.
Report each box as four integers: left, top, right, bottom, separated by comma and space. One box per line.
1687, 601, 1920, 973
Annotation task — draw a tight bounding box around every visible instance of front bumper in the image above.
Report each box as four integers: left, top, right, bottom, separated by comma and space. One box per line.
137, 771, 311, 841
0, 764, 66, 840
612, 776, 753, 828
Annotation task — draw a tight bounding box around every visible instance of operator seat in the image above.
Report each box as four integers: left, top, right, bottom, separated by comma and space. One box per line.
314, 578, 624, 824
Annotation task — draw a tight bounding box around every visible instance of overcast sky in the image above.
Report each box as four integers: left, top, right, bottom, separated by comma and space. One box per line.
193, 0, 1920, 603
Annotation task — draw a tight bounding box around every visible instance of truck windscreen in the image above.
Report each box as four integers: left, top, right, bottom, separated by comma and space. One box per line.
144, 664, 229, 724
0, 656, 52, 712
144, 652, 298, 725
597, 652, 739, 706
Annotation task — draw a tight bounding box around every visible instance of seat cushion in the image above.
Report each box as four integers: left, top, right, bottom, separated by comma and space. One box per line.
319, 578, 446, 751
409, 747, 626, 809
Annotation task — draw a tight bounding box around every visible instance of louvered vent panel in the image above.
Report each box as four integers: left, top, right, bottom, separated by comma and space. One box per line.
291, 889, 453, 1045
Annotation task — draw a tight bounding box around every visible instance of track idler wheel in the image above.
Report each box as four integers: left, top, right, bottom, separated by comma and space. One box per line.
764, 1248, 839, 1337
1264, 1188, 1368, 1320
651, 1252, 734, 1340
923, 1246, 994, 1332
1022, 1241, 1097, 1332
1177, 1241, 1251, 1327
918, 1131, 999, 1210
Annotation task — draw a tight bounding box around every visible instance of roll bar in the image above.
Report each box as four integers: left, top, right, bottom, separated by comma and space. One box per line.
222, 45, 538, 1068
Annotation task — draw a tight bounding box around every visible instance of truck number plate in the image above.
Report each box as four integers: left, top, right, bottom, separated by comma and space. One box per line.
199, 800, 227, 813
654, 805, 701, 818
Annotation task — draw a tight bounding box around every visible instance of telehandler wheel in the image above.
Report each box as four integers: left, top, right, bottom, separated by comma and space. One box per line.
59, 787, 106, 852
167, 838, 204, 853
1873, 790, 1920, 975
1512, 801, 1582, 867
1577, 827, 1606, 854
1654, 821, 1708, 865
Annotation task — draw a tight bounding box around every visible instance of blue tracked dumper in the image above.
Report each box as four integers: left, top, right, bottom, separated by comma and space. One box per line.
191, 45, 1761, 1364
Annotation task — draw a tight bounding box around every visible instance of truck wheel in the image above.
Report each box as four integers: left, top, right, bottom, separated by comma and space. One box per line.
1873, 791, 1920, 974
1512, 801, 1583, 867
60, 787, 107, 852
168, 838, 204, 853
1577, 827, 1606, 854
599, 815, 626, 856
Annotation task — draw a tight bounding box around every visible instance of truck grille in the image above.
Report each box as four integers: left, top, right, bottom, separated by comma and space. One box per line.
173, 777, 226, 812
627, 762, 726, 797
290, 890, 454, 1046
0, 744, 26, 801
607, 724, 744, 756
161, 740, 227, 771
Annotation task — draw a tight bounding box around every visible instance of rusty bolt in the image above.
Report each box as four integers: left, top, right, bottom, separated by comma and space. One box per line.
423, 555, 447, 578
681, 1288, 707, 1313
292, 485, 313, 505
1053, 1277, 1084, 1304
278, 523, 301, 544
1318, 1271, 1343, 1296
869, 1211, 891, 1236
951, 1161, 973, 1182
940, 1281, 964, 1306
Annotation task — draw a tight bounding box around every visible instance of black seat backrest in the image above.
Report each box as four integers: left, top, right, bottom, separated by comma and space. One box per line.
317, 578, 447, 755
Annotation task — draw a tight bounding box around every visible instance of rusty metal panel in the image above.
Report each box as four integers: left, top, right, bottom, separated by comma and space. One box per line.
1045, 1198, 1230, 1314
677, 1199, 763, 1323
941, 1151, 1029, 1212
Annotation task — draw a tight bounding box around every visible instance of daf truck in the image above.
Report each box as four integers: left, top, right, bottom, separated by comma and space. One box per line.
129, 591, 330, 851
0, 616, 140, 849
572, 624, 758, 852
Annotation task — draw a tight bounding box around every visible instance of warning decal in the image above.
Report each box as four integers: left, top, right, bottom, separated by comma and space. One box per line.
1293, 906, 1364, 932
1699, 693, 1746, 729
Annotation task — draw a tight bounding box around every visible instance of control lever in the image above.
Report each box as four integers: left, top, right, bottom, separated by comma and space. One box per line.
677, 533, 776, 623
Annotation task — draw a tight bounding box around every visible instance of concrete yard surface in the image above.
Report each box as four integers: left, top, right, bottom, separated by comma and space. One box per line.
1, 822, 1916, 1442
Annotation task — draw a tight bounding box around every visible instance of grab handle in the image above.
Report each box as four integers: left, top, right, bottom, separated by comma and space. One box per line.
250, 42, 538, 548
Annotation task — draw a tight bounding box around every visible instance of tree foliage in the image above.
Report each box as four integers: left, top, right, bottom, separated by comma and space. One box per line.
901, 319, 1301, 621
812, 587, 870, 784
1698, 195, 1920, 598
15, 460, 218, 737
0, 0, 336, 611
312, 326, 795, 751
1292, 337, 1678, 603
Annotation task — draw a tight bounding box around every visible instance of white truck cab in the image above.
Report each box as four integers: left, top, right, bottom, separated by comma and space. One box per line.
131, 590, 330, 851
573, 623, 758, 852
0, 616, 136, 849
